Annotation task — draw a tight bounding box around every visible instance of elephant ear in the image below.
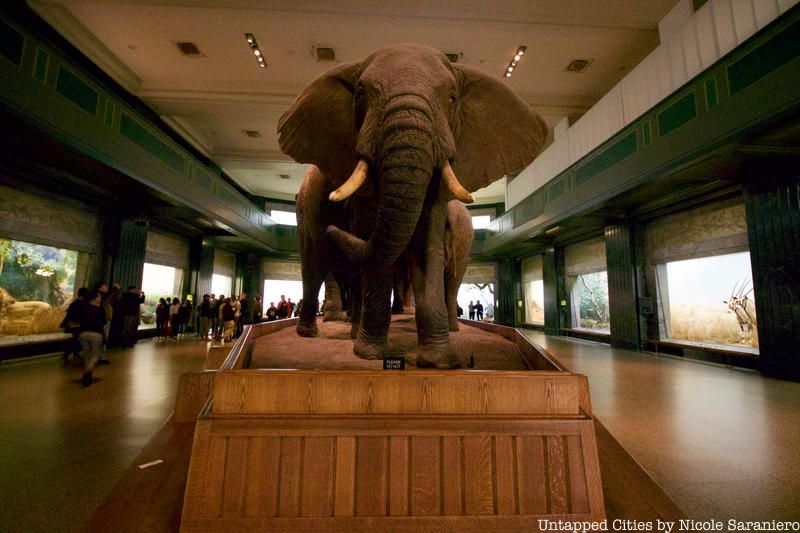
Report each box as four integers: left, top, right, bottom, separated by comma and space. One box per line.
278, 61, 362, 187
452, 64, 548, 192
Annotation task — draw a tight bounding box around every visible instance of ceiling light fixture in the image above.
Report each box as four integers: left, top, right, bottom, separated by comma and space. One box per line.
545, 225, 562, 235
566, 59, 593, 73
503, 46, 527, 78
245, 33, 267, 68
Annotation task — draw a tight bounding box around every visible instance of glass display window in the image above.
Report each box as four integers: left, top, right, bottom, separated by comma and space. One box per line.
568, 271, 610, 332
0, 237, 79, 339
140, 263, 184, 329
657, 251, 758, 351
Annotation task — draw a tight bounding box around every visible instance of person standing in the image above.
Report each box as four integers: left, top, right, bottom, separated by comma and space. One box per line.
119, 286, 144, 347
169, 297, 181, 339
468, 301, 475, 320
276, 295, 288, 319
155, 298, 170, 339
475, 301, 484, 321
106, 283, 123, 348
213, 295, 225, 340
94, 282, 113, 364
198, 294, 212, 340
180, 299, 193, 336
221, 297, 236, 342
235, 292, 248, 338
266, 301, 277, 321
79, 290, 107, 387
253, 295, 264, 323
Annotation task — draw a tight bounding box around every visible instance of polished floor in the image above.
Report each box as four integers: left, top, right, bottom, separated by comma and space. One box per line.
0, 336, 212, 533
523, 331, 800, 522
1, 333, 798, 531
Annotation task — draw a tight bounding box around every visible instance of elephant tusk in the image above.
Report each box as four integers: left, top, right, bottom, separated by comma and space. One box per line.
329, 159, 369, 202
441, 162, 474, 204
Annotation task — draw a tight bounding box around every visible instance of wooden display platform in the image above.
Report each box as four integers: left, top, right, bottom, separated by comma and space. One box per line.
89, 318, 683, 531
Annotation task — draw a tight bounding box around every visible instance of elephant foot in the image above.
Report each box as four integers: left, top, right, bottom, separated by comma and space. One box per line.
415, 344, 461, 369
353, 335, 392, 360
296, 322, 318, 337
448, 321, 460, 332
322, 311, 345, 322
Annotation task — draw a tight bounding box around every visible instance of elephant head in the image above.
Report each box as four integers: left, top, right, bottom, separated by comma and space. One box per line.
279, 43, 546, 364
278, 43, 546, 270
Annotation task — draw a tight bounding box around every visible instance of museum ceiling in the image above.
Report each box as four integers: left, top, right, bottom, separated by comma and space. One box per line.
26, 0, 679, 204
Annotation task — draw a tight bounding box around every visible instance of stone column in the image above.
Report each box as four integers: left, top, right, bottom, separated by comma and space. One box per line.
111, 217, 148, 289
605, 223, 640, 350
743, 172, 800, 381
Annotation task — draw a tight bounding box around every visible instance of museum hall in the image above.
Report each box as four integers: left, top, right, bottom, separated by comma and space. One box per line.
0, 0, 799, 531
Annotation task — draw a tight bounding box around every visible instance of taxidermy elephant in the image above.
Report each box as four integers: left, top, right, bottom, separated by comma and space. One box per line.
390, 200, 474, 334
279, 43, 546, 368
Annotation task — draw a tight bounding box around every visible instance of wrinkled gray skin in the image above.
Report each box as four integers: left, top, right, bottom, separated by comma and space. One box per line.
392, 200, 474, 333
279, 43, 546, 368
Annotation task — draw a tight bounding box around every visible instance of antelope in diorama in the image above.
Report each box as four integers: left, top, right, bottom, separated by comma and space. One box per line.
724, 279, 757, 344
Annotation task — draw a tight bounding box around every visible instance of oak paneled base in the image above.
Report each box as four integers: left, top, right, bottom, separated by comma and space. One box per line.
182, 371, 605, 531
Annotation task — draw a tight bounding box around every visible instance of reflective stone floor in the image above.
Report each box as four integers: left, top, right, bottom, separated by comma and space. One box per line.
1, 332, 798, 531
0, 337, 212, 533
523, 331, 800, 521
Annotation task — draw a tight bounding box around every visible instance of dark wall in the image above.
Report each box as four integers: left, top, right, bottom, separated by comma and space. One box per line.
605, 224, 640, 349
495, 258, 522, 327
744, 171, 800, 380
111, 218, 148, 290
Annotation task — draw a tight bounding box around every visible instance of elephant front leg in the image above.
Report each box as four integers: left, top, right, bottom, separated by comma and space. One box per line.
297, 269, 324, 337
353, 264, 393, 359
411, 201, 460, 369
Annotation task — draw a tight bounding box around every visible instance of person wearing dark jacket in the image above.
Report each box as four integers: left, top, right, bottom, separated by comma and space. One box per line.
198, 294, 213, 340
155, 298, 170, 338
119, 286, 144, 347
61, 287, 87, 366
79, 290, 107, 387
220, 298, 236, 342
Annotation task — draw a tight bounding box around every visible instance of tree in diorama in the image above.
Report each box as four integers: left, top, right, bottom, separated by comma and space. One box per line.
576, 272, 609, 328
0, 239, 77, 305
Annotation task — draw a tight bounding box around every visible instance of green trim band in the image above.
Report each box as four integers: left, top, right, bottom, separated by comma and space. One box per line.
120, 113, 184, 172
657, 91, 696, 138
56, 67, 98, 115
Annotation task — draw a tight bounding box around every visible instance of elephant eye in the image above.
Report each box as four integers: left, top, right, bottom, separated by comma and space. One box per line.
449, 95, 457, 104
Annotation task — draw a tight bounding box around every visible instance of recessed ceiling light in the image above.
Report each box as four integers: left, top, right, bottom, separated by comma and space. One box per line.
243, 129, 261, 138
503, 46, 526, 78
566, 59, 593, 73
314, 47, 336, 61
245, 33, 267, 69
279, 174, 291, 180
175, 41, 203, 57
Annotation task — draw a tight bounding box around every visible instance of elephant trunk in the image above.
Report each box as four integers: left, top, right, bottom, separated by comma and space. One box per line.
329, 94, 436, 268
372, 98, 436, 266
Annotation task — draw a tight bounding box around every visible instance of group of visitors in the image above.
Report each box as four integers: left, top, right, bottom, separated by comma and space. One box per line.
61, 282, 145, 387
62, 286, 315, 387
468, 300, 484, 320
263, 294, 309, 321
197, 292, 259, 342
154, 297, 193, 339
